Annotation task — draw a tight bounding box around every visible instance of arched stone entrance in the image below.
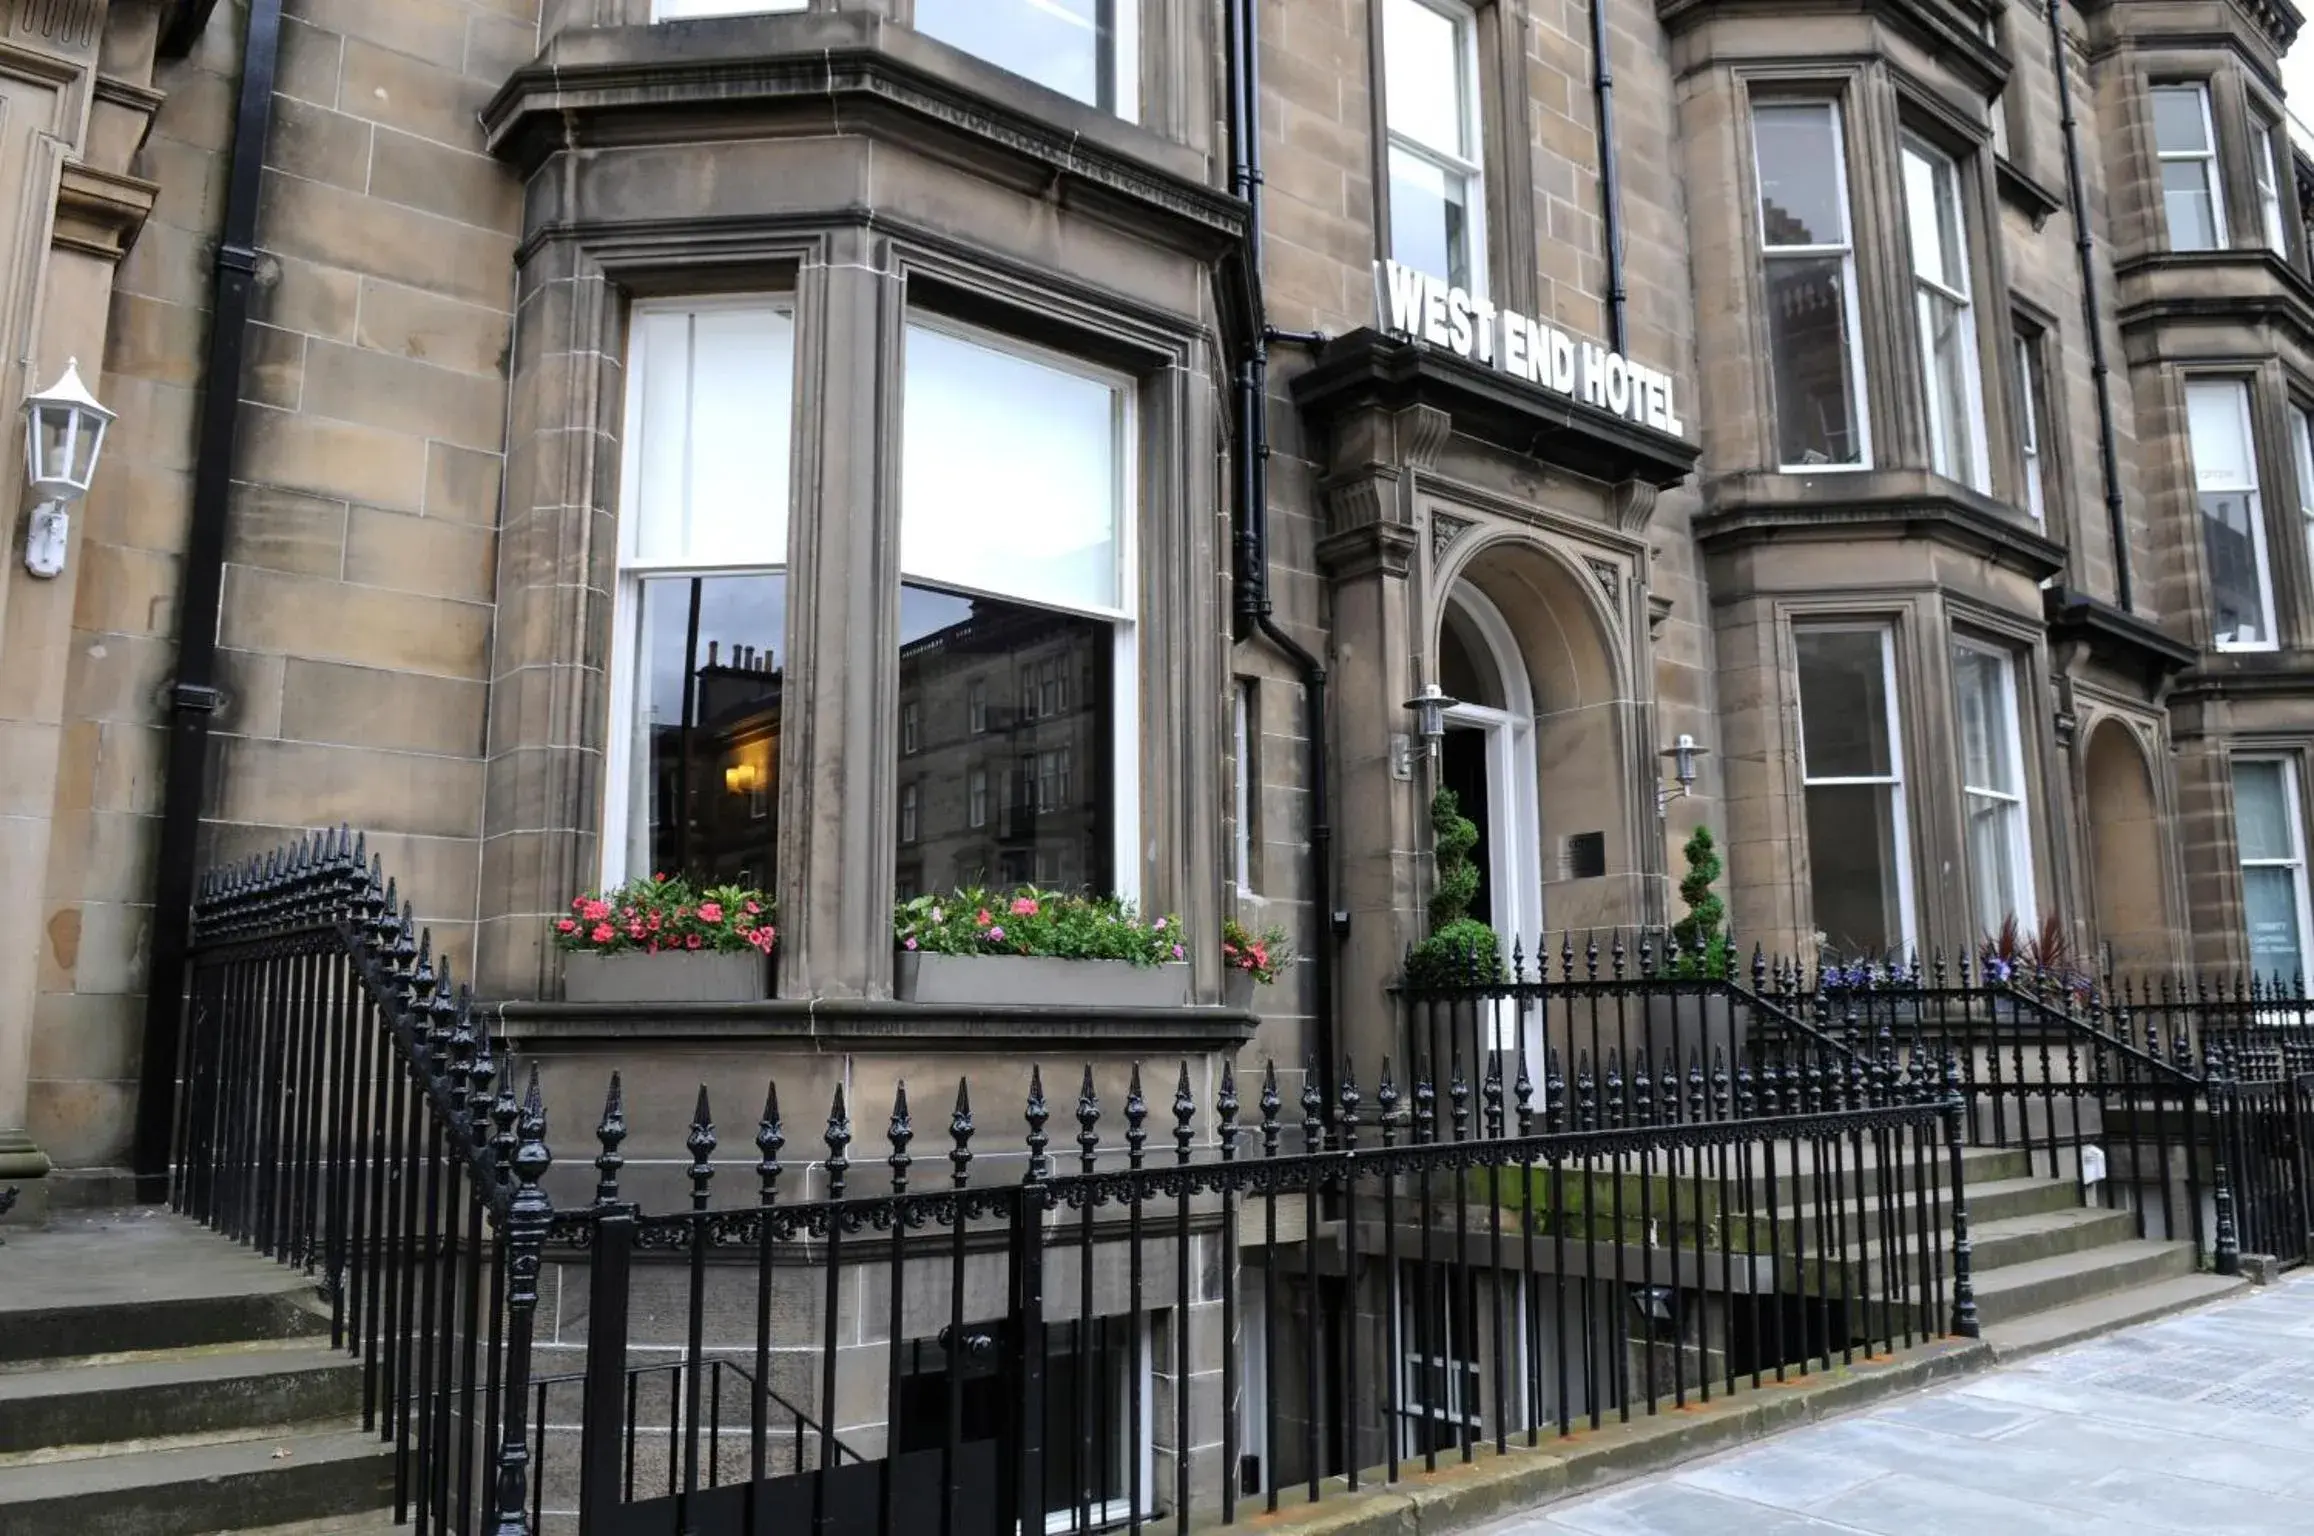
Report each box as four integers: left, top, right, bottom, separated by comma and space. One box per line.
2083, 718, 2172, 974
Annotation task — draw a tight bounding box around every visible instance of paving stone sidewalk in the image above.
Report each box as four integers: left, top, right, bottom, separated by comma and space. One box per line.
1474, 1276, 2314, 1536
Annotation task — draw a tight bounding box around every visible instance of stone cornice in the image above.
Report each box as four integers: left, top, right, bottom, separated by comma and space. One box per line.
480, 13, 1247, 264
2076, 0, 2301, 60
1289, 329, 1699, 493
2167, 653, 2314, 702
1694, 469, 2066, 580
2043, 583, 2198, 693
2113, 249, 2314, 353
1996, 155, 2065, 229
1657, 0, 2010, 95
492, 997, 1257, 1052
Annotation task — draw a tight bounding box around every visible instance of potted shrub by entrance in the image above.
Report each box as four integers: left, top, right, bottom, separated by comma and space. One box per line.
558, 875, 776, 1003
893, 888, 1189, 1007
1222, 918, 1292, 1011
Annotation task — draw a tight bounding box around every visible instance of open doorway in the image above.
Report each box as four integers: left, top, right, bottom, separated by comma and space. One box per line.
1436, 582, 1544, 959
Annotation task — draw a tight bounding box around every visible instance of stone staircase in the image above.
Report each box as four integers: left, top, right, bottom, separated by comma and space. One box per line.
0, 1209, 394, 1536
1953, 1144, 2249, 1357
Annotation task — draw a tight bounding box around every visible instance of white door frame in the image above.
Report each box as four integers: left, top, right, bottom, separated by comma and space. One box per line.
1441, 582, 1545, 961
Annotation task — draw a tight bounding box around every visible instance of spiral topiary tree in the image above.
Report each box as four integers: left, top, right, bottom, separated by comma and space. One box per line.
1669, 825, 1730, 978
1405, 785, 1503, 987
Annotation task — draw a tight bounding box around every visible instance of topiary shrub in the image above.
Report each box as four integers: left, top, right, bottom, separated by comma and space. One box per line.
1668, 825, 1731, 979
1405, 786, 1503, 986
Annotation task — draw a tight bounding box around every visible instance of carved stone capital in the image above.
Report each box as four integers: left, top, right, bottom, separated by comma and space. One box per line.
53, 162, 156, 261
1317, 466, 1401, 540
1429, 510, 1473, 566
1317, 521, 1419, 584
1611, 478, 1659, 533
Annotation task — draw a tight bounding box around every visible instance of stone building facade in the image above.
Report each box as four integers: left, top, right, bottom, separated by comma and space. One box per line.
0, 0, 2311, 1474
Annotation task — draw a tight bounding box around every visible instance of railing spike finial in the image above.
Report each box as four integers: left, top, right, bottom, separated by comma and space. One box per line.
1412, 1059, 1436, 1144
1024, 1066, 1050, 1183
1752, 941, 1768, 992
756, 1081, 784, 1201
1338, 1058, 1362, 1151
515, 1066, 551, 1177
1585, 930, 1599, 980
1610, 929, 1626, 979
1482, 1050, 1504, 1138
1174, 1063, 1196, 1161
1709, 1046, 1730, 1121
1631, 1048, 1654, 1126
491, 1070, 521, 1190
887, 1081, 914, 1192
687, 1086, 717, 1212
1510, 933, 1527, 984
1560, 930, 1575, 982
1124, 1068, 1152, 1165
1601, 1048, 1624, 1130
948, 1079, 974, 1186
594, 1072, 627, 1205
823, 1084, 852, 1201
1447, 1050, 1472, 1141
1299, 1056, 1326, 1156
1545, 1045, 1567, 1131
1260, 1061, 1284, 1157
1376, 1058, 1401, 1148
1217, 1061, 1242, 1160
1076, 1065, 1102, 1167
1574, 1049, 1597, 1132
1513, 1050, 1535, 1135
1666, 1046, 1685, 1123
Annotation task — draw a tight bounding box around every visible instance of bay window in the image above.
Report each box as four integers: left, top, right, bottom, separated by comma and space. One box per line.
1796, 625, 1914, 959
2185, 379, 2277, 649
1750, 100, 1868, 469
2153, 84, 2226, 251
1953, 642, 2035, 939
1381, 0, 1487, 296
1901, 138, 1989, 492
915, 0, 1138, 120
2234, 758, 2311, 988
2256, 122, 2290, 254
898, 319, 1133, 901
606, 300, 795, 889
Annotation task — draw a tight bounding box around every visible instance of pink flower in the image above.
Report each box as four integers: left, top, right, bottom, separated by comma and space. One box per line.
581, 899, 611, 922
975, 909, 993, 928
590, 923, 614, 944
988, 926, 1006, 942
556, 918, 578, 933
744, 900, 761, 915
647, 939, 660, 954
1172, 944, 1184, 961
647, 911, 662, 931
698, 902, 724, 923
1153, 917, 1167, 932
675, 905, 692, 922
686, 934, 702, 950
627, 922, 645, 940
904, 937, 919, 951
1011, 897, 1038, 917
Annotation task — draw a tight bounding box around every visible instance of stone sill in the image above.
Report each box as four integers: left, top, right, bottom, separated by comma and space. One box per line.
1695, 469, 2064, 581
2114, 248, 2314, 345
489, 997, 1258, 1053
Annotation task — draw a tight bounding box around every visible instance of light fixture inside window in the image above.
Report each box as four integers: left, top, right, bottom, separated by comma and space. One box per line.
20, 358, 114, 579
725, 762, 762, 796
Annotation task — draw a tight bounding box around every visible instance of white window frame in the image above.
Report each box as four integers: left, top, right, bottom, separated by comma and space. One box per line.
1952, 640, 2036, 937
1036, 1314, 1154, 1536
1380, 0, 1490, 301
1751, 98, 1873, 472
969, 680, 987, 734
1902, 136, 1991, 494
2256, 121, 2290, 254
1233, 680, 1255, 896
2015, 333, 2046, 521
899, 782, 918, 844
899, 316, 1141, 901
913, 0, 1139, 123
652, 0, 807, 18
2235, 755, 2314, 990
969, 768, 988, 830
2186, 377, 2280, 653
602, 295, 795, 889
2292, 403, 2314, 589
2154, 83, 2228, 251
902, 700, 921, 755
1794, 623, 1919, 957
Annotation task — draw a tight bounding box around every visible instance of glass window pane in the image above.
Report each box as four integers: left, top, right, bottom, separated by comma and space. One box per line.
629, 306, 794, 567
1796, 629, 1894, 779
1382, 0, 1467, 154
1763, 254, 1862, 467
627, 573, 787, 890
1901, 144, 1962, 292
2187, 380, 2256, 485
901, 325, 1122, 612
2236, 760, 2294, 861
1967, 792, 2024, 934
1953, 647, 2017, 793
915, 0, 1115, 111
896, 583, 1113, 901
1804, 782, 1905, 956
2161, 161, 2222, 251
2244, 867, 2306, 984
2202, 489, 2272, 645
1919, 290, 1977, 482
2151, 85, 2213, 153
1752, 102, 1847, 248
1388, 146, 1476, 291
2292, 409, 2314, 510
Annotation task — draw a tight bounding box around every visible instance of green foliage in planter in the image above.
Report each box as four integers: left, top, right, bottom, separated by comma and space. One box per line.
895, 887, 1184, 966
1406, 786, 1502, 986
557, 874, 776, 954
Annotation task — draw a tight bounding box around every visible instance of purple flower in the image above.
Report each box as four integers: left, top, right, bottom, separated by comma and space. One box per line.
903, 937, 918, 951
1153, 917, 1167, 932
1171, 944, 1183, 961
988, 926, 1006, 942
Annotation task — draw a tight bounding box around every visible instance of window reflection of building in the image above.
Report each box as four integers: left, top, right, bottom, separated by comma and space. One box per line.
895, 589, 1111, 900
643, 618, 784, 890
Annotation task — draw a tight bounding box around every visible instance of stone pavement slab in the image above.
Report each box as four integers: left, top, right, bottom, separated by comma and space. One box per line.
1473, 1274, 2314, 1536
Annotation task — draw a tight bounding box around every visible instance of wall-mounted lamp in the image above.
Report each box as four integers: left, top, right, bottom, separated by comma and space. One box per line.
20, 358, 114, 580
1656, 733, 1707, 817
1402, 682, 1460, 766
724, 762, 762, 796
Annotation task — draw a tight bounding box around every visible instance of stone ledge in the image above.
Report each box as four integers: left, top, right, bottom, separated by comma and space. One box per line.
1696, 470, 2064, 582
1194, 1336, 1992, 1536
491, 997, 1259, 1053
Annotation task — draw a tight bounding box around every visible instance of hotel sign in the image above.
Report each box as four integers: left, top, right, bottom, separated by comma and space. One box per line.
1374, 259, 1685, 439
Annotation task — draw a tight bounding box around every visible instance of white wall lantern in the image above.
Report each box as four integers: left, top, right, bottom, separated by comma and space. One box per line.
20, 358, 114, 579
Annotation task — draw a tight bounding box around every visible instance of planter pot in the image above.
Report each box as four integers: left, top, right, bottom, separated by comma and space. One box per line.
893, 952, 1191, 1008
1225, 970, 1260, 1013
563, 950, 770, 1004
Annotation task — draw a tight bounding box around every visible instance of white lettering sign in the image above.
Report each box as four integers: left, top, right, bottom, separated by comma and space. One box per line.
1374, 260, 1685, 439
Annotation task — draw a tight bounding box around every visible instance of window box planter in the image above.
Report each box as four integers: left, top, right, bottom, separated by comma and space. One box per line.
894, 951, 1190, 1009
564, 950, 770, 1004
1225, 970, 1259, 1013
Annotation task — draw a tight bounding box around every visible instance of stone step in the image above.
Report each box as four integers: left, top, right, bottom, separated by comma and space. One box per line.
0, 1344, 362, 1456
1966, 1204, 2145, 1272
1979, 1271, 2254, 1361
1965, 1239, 2200, 1326
0, 1428, 392, 1536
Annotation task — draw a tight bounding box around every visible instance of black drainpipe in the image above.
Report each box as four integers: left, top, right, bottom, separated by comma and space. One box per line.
1226, 0, 1338, 1099
2045, 0, 2134, 611
1590, 0, 1628, 352
133, 0, 285, 1194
